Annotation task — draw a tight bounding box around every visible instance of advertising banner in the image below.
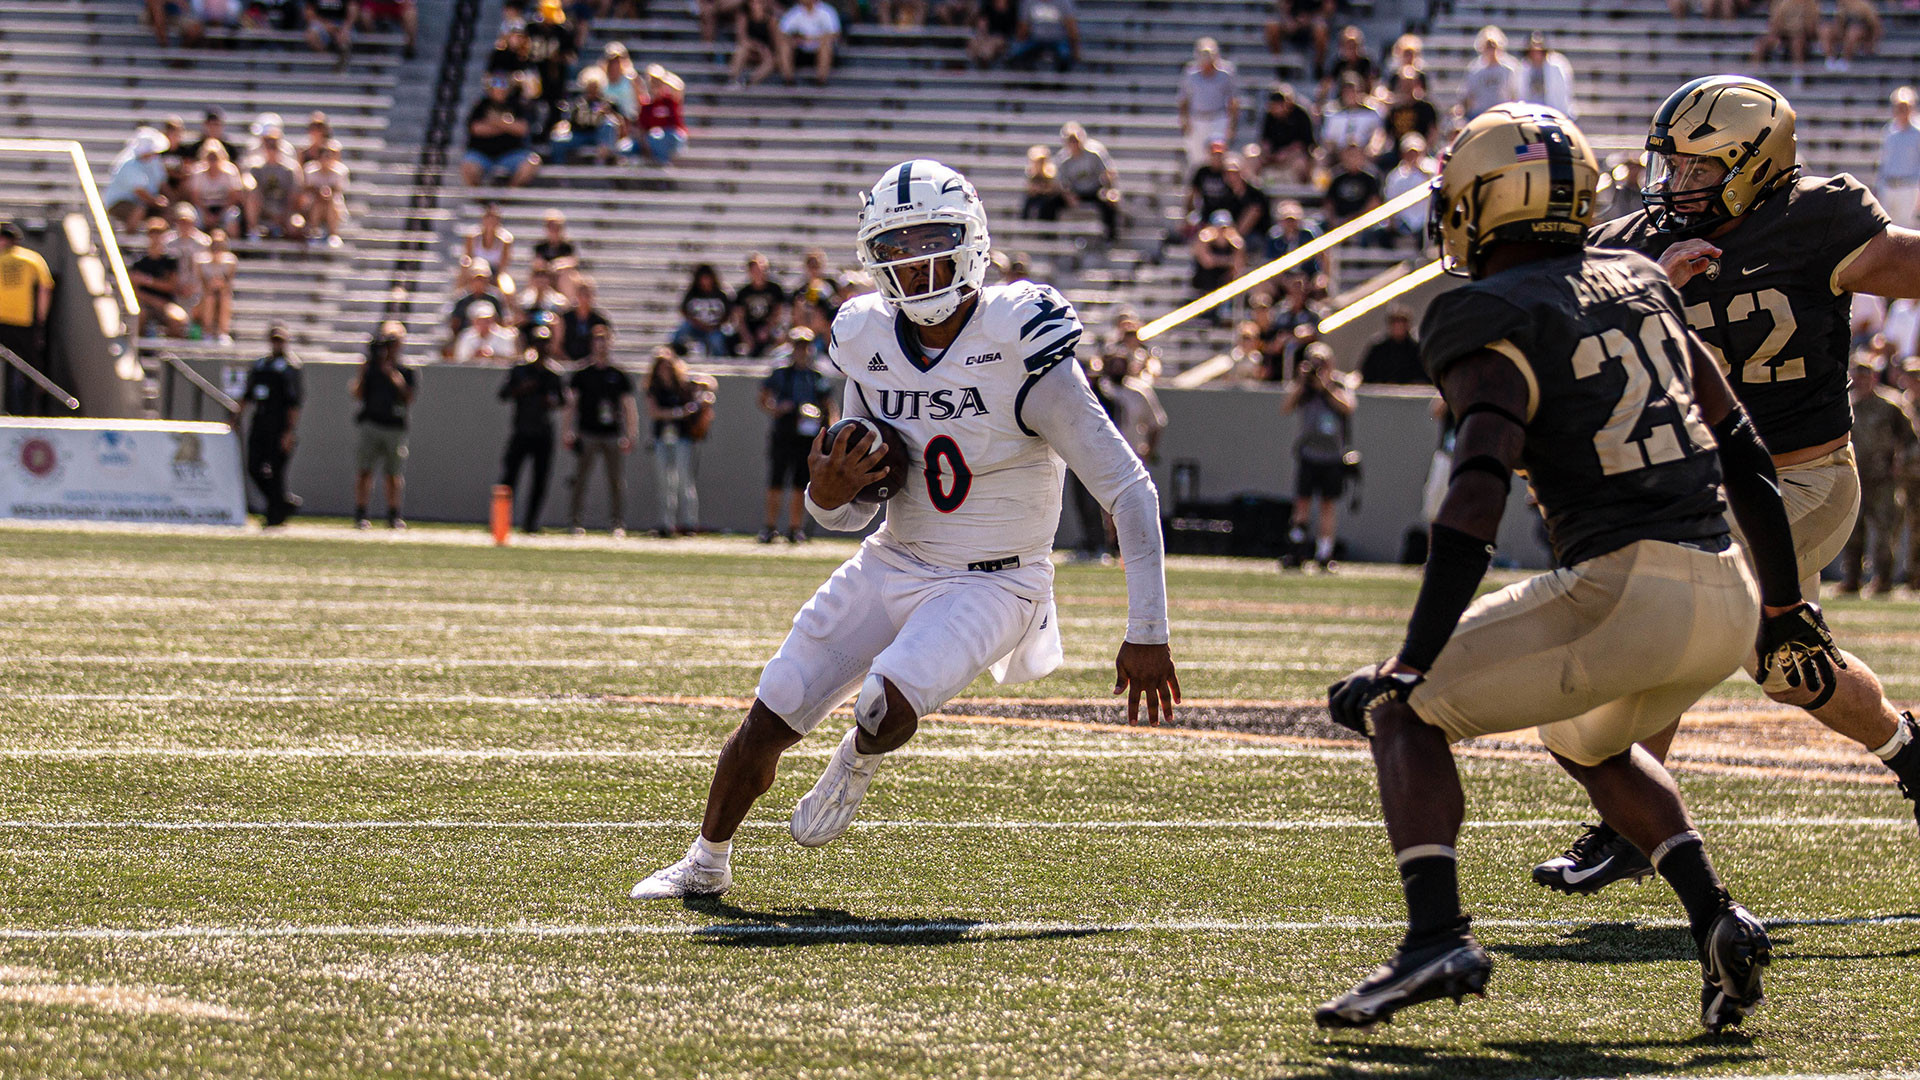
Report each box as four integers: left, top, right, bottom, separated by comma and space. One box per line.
0, 418, 246, 526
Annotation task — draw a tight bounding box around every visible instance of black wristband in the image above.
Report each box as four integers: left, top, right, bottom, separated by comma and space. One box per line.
1711, 408, 1800, 608
1398, 523, 1496, 672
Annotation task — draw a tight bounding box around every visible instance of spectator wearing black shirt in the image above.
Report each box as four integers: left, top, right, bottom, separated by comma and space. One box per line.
1256, 85, 1317, 184
1383, 71, 1440, 151
1357, 306, 1424, 385
130, 218, 188, 338
498, 333, 567, 533
1322, 145, 1381, 231
533, 209, 577, 263
462, 77, 541, 187
1190, 210, 1245, 321
1266, 201, 1326, 292
179, 109, 238, 166
242, 324, 304, 527
673, 263, 735, 357
550, 66, 623, 165
488, 18, 539, 83
526, 0, 578, 140
305, 0, 359, 63
1266, 0, 1333, 77
969, 0, 1019, 66
563, 325, 638, 536
1184, 140, 1236, 229
1322, 26, 1375, 99
1221, 159, 1272, 242
444, 263, 507, 354
758, 327, 835, 542
350, 322, 416, 529
561, 276, 612, 362
733, 253, 788, 357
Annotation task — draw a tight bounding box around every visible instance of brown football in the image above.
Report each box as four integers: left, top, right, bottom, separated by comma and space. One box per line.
823, 416, 912, 505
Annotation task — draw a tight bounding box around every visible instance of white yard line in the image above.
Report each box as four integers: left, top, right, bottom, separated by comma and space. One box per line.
0, 913, 1913, 943
0, 817, 1904, 831
0, 745, 1371, 761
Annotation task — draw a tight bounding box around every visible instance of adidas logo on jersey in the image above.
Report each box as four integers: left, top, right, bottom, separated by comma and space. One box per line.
867, 354, 889, 372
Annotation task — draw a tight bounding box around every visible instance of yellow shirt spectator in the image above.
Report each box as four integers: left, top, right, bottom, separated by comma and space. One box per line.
0, 243, 52, 328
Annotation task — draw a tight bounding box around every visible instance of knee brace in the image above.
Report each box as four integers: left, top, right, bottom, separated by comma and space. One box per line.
854, 673, 893, 737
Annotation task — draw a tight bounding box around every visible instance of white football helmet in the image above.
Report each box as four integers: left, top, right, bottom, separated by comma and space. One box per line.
856, 159, 993, 326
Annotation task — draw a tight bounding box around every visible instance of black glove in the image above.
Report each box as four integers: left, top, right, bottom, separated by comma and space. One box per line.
1755, 602, 1844, 696
1328, 663, 1424, 737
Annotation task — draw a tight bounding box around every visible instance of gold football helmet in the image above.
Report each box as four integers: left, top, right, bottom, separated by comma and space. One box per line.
1642, 75, 1798, 236
1428, 104, 1599, 278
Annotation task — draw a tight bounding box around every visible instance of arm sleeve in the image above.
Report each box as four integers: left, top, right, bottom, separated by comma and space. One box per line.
805, 377, 879, 533
1022, 359, 1170, 644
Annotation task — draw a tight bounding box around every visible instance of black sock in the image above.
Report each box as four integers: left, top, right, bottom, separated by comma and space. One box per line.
354, 504, 367, 519
1653, 832, 1730, 943
1886, 716, 1920, 787
1400, 850, 1465, 942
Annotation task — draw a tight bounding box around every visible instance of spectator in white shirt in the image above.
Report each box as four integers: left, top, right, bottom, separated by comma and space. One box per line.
1320, 75, 1383, 155
1879, 87, 1920, 229
1460, 26, 1518, 120
777, 0, 839, 86
1515, 33, 1574, 118
1177, 38, 1241, 167
453, 301, 520, 365
1381, 134, 1435, 246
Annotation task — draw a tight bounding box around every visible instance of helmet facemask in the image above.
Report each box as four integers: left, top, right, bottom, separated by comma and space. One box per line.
1641, 152, 1738, 237
862, 221, 979, 325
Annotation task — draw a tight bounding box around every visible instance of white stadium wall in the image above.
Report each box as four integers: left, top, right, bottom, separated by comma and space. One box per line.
190, 362, 1553, 567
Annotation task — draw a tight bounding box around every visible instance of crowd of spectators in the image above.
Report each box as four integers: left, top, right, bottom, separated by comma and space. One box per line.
1749, 0, 1883, 75
105, 108, 353, 343
143, 0, 417, 60
475, 4, 688, 186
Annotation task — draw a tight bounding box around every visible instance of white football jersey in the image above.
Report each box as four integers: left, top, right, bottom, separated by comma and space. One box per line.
825, 281, 1085, 570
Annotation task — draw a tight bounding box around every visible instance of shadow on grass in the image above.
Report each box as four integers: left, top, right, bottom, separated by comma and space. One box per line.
1277, 1034, 1762, 1080
1488, 923, 1703, 965
680, 897, 1113, 948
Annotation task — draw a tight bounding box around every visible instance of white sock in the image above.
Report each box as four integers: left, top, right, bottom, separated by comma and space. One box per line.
691, 835, 731, 868
1315, 537, 1335, 561
1871, 718, 1915, 761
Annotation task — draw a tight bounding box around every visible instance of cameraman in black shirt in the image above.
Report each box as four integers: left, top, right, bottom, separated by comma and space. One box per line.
563, 325, 638, 537
350, 321, 417, 529
497, 327, 567, 534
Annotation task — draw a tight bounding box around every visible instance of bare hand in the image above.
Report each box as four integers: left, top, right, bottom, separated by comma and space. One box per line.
279, 430, 295, 454
1658, 238, 1722, 288
1114, 641, 1180, 726
804, 424, 889, 510
618, 436, 634, 453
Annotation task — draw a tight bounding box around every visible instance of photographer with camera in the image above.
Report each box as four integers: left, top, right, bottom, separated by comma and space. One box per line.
1281, 342, 1355, 571
350, 321, 417, 530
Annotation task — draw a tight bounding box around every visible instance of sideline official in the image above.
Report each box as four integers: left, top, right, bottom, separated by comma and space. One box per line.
0, 223, 54, 416
241, 324, 303, 527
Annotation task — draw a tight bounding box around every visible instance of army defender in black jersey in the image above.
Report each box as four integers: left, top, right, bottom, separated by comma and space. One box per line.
1314, 104, 1835, 1034
1538, 75, 1920, 896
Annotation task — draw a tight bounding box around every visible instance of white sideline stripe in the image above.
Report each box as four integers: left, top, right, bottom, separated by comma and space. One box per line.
0, 746, 1372, 762
1, 913, 1914, 943
0, 817, 1905, 831
4, 654, 1341, 673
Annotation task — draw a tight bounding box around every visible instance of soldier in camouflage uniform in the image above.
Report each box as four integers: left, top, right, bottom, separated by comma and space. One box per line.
1840, 357, 1920, 594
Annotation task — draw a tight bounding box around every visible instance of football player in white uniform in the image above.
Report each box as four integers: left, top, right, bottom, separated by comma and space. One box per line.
633, 160, 1180, 900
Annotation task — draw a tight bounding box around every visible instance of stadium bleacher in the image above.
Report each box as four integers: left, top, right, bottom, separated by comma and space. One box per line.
0, 0, 1914, 388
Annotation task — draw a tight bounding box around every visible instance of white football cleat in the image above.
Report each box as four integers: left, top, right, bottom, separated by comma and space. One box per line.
790, 727, 883, 848
630, 844, 732, 900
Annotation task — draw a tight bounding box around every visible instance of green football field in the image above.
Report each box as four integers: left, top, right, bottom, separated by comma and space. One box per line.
1, 523, 1917, 1079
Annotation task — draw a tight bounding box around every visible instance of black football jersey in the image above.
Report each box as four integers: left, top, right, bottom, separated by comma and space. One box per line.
1421, 248, 1728, 568
1589, 174, 1890, 455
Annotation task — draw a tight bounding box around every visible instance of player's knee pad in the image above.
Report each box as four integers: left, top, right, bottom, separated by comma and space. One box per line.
755, 656, 807, 722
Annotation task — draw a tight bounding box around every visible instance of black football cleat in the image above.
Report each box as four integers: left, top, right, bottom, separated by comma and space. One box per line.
1314, 932, 1491, 1030
1532, 822, 1654, 895
1699, 902, 1771, 1033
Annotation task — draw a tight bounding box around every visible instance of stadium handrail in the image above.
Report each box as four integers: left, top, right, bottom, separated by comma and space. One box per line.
1136, 183, 1430, 342
1143, 156, 1632, 345
0, 137, 138, 315
0, 344, 80, 412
